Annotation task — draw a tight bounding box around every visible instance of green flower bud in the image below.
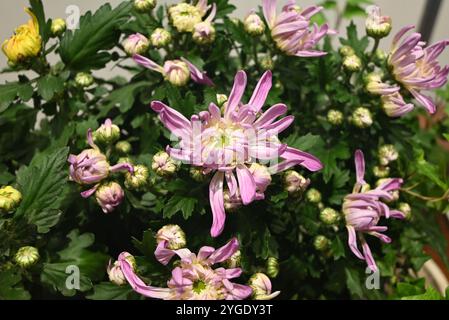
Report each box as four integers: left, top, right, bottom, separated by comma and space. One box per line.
51, 18, 66, 37
152, 151, 179, 177
343, 55, 362, 72
223, 190, 241, 212
339, 45, 355, 57
193, 22, 216, 45
216, 94, 228, 107
0, 186, 22, 213
378, 144, 398, 166
75, 72, 94, 88
306, 188, 321, 203
156, 224, 186, 250
360, 183, 371, 193
168, 3, 202, 33
364, 71, 383, 84
244, 12, 265, 36
373, 165, 390, 178
313, 235, 329, 251
190, 167, 208, 182
266, 257, 279, 278
150, 28, 172, 48
398, 202, 412, 220
134, 0, 156, 13
327, 109, 344, 126
365, 6, 392, 39
320, 207, 340, 225
249, 273, 280, 300
125, 165, 149, 190
352, 107, 373, 128
94, 119, 120, 145
375, 49, 387, 61
117, 157, 133, 165
260, 56, 274, 70
15, 246, 39, 268
115, 141, 132, 155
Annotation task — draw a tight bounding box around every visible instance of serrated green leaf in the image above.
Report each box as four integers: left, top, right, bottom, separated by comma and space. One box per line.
15, 148, 69, 228
0, 270, 31, 300
41, 262, 93, 296
401, 286, 443, 300
37, 74, 64, 101
163, 195, 198, 220
100, 81, 148, 115
87, 282, 135, 300
0, 82, 34, 108
345, 268, 364, 298
28, 209, 62, 233
59, 2, 131, 70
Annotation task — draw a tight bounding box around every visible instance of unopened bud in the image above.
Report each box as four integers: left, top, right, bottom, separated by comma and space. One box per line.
150, 28, 172, 48
313, 235, 329, 251
115, 141, 132, 155
223, 190, 242, 212
339, 46, 355, 57
189, 167, 208, 182
249, 273, 280, 300
164, 60, 190, 86
244, 12, 265, 36
94, 119, 120, 145
152, 151, 179, 177
398, 202, 411, 220
343, 55, 362, 72
156, 224, 186, 250
327, 109, 344, 126
125, 165, 149, 190
260, 56, 274, 70
134, 0, 156, 13
75, 72, 94, 88
95, 182, 124, 213
193, 22, 216, 45
15, 246, 39, 268
122, 33, 149, 56
51, 18, 66, 37
224, 250, 241, 269
352, 107, 373, 128
373, 165, 390, 178
168, 3, 202, 33
378, 144, 398, 166
284, 171, 310, 195
365, 6, 392, 39
0, 186, 22, 213
216, 94, 228, 107
266, 257, 279, 278
306, 188, 321, 203
320, 207, 340, 225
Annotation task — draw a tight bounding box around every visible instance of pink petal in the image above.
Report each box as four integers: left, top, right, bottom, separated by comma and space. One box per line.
280, 147, 323, 172
208, 237, 239, 264
236, 164, 257, 205
262, 0, 277, 28
354, 149, 366, 185
209, 171, 226, 237
133, 54, 164, 73
248, 71, 272, 113
347, 225, 364, 260
225, 71, 247, 120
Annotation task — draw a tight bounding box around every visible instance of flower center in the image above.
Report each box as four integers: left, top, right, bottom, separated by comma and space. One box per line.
192, 280, 207, 294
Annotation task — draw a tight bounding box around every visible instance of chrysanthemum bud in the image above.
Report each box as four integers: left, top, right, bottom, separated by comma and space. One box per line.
95, 182, 124, 213
51, 18, 66, 37
266, 257, 279, 278
156, 224, 186, 250
320, 207, 340, 225
284, 171, 310, 195
68, 149, 110, 185
125, 165, 149, 190
360, 183, 371, 193
249, 273, 280, 300
375, 49, 387, 61
364, 72, 383, 84
352, 107, 373, 128
75, 72, 94, 88
249, 163, 272, 193
122, 33, 149, 56
398, 202, 411, 220
115, 141, 132, 155
365, 6, 392, 39
0, 186, 22, 213
373, 165, 390, 178
343, 55, 362, 72
327, 109, 344, 126
94, 119, 120, 145
224, 250, 241, 269
339, 46, 355, 57
216, 94, 228, 107
189, 167, 208, 182
164, 60, 190, 86
260, 56, 274, 70
108, 253, 136, 285
306, 188, 321, 203
150, 28, 172, 48
313, 235, 329, 251
244, 12, 265, 36
168, 3, 202, 33
134, 0, 156, 13
152, 151, 179, 177
378, 144, 398, 166
193, 22, 216, 45
118, 157, 133, 165
15, 246, 39, 268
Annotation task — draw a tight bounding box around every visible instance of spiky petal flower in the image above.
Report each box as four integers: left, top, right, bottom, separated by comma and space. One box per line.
133, 54, 214, 86
387, 26, 449, 114
118, 238, 253, 300
262, 0, 335, 57
150, 70, 322, 237
343, 150, 405, 272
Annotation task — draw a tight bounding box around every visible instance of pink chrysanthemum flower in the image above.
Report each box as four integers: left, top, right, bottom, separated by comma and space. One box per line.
343, 150, 405, 272
150, 70, 323, 237
383, 26, 449, 114
262, 0, 335, 57
118, 238, 254, 300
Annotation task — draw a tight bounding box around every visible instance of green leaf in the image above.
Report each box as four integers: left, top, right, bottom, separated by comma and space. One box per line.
401, 286, 443, 300
87, 282, 135, 300
15, 147, 69, 231
0, 82, 34, 108
340, 21, 369, 56
29, 0, 51, 44
345, 268, 364, 298
100, 81, 148, 115
0, 270, 31, 300
284, 133, 323, 152
414, 148, 448, 190
163, 195, 198, 220
59, 2, 131, 70
37, 74, 64, 101
41, 262, 93, 296
131, 230, 156, 257
28, 209, 62, 233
